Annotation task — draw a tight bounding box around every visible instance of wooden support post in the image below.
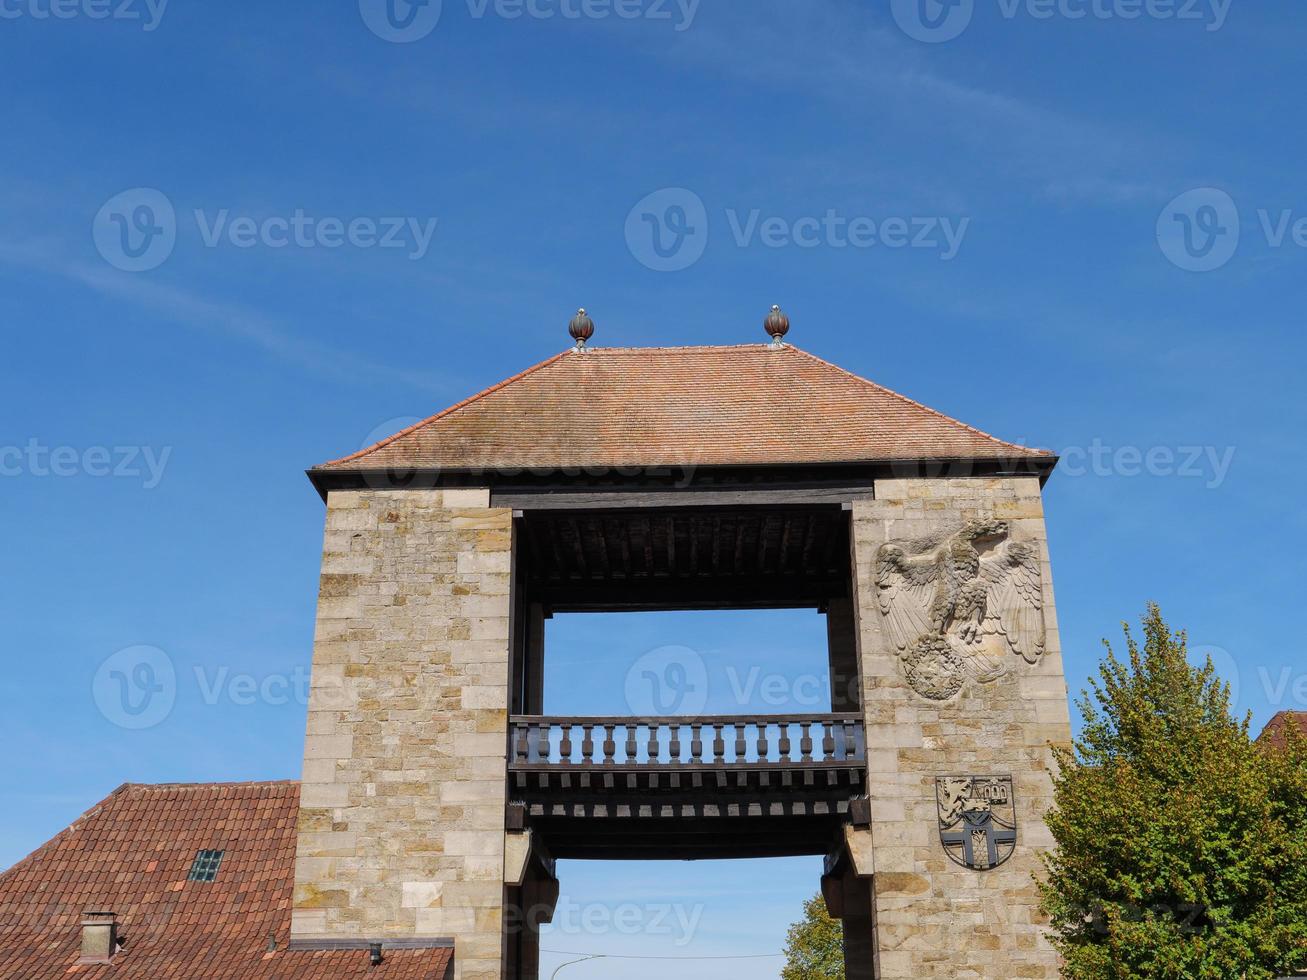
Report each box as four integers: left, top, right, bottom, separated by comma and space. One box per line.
826, 597, 861, 712
840, 867, 877, 980
525, 603, 546, 714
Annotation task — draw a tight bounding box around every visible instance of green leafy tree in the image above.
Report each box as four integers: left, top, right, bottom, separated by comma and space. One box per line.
781, 893, 844, 980
1039, 604, 1307, 978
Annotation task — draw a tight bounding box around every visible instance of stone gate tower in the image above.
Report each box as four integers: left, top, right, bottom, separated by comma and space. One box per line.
291, 310, 1073, 979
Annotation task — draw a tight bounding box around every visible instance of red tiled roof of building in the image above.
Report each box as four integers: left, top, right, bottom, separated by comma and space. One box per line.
1257, 710, 1307, 751
315, 345, 1052, 473
0, 782, 452, 980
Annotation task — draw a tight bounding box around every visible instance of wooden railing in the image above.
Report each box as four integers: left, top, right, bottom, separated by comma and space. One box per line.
508, 714, 865, 771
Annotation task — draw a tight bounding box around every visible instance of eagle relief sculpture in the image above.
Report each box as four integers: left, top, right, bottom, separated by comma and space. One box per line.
876, 518, 1045, 700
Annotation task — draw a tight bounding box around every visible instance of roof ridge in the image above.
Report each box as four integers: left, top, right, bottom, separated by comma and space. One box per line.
786, 346, 1051, 458
319, 350, 570, 468
122, 779, 300, 792
583, 343, 772, 353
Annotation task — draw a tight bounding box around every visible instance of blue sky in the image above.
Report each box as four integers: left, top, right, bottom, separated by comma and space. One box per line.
2, 1, 1305, 976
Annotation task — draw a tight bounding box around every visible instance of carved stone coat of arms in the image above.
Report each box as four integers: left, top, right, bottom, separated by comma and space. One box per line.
936, 775, 1017, 871
876, 518, 1045, 700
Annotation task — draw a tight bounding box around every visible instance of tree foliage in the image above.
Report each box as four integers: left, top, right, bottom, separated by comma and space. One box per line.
781, 893, 844, 980
1039, 604, 1307, 978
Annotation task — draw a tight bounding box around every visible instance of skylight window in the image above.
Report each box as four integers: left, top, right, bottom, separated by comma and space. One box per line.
186, 849, 225, 882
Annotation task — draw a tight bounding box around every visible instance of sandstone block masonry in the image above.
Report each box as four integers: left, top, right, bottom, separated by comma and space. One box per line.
852, 477, 1073, 979
291, 489, 512, 980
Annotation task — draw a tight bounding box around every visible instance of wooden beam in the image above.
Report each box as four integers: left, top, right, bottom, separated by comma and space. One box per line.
491, 488, 874, 510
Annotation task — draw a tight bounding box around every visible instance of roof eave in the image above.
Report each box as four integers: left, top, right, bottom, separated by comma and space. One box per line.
306, 454, 1058, 502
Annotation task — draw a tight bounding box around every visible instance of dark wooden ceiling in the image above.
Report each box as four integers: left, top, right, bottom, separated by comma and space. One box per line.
518, 506, 850, 612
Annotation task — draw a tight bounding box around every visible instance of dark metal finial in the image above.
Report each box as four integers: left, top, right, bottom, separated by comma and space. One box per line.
569, 308, 595, 350
764, 304, 790, 347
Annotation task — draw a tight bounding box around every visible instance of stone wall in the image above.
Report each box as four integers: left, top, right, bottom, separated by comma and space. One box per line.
291, 488, 512, 980
851, 477, 1073, 979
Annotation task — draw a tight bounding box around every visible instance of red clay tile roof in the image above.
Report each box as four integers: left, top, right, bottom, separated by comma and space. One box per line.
0, 782, 452, 980
1257, 711, 1307, 751
316, 345, 1050, 473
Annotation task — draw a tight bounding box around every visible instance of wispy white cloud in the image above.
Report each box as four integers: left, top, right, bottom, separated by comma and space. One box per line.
0, 239, 452, 393
628, 2, 1169, 205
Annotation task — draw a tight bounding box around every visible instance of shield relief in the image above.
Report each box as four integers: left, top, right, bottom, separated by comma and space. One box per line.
936, 775, 1017, 871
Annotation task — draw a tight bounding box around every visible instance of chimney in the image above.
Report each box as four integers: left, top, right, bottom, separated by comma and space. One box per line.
79, 911, 118, 964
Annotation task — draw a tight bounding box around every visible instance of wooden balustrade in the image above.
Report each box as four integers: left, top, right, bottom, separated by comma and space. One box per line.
508, 714, 865, 771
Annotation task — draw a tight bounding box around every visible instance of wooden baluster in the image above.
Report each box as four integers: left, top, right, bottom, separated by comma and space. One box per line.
756, 722, 769, 763
734, 723, 747, 763
822, 721, 835, 762
712, 723, 726, 764
539, 724, 551, 763
669, 723, 682, 764
514, 722, 529, 764
625, 724, 638, 764
581, 724, 594, 765
559, 724, 573, 765
778, 722, 792, 762
647, 723, 660, 765
800, 721, 813, 762
690, 724, 703, 763
603, 723, 616, 765
841, 719, 856, 761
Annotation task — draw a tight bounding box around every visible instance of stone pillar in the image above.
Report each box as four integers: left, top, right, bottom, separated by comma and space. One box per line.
850, 477, 1072, 979
292, 488, 513, 980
